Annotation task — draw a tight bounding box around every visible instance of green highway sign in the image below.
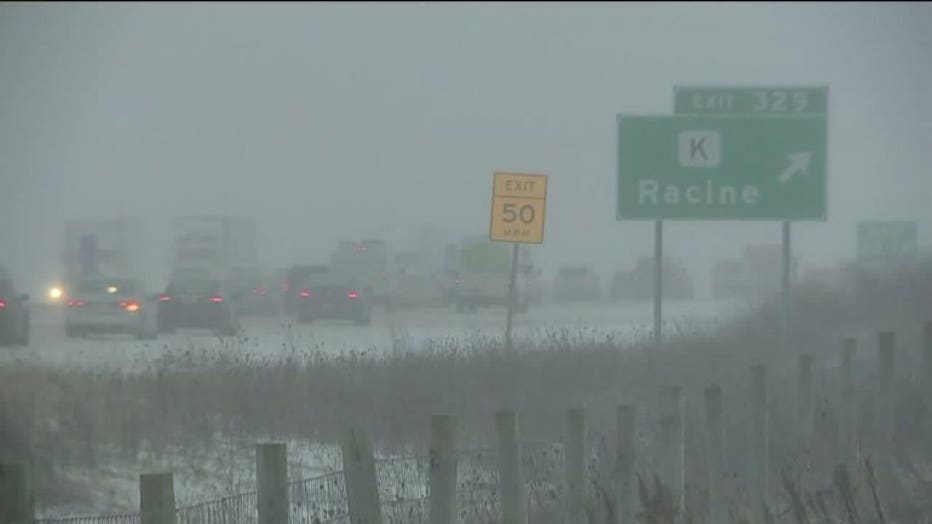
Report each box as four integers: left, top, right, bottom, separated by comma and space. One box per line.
616, 115, 827, 220
857, 221, 918, 262
674, 86, 828, 116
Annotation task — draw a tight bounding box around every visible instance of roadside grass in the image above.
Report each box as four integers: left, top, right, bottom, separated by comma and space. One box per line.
3, 259, 932, 516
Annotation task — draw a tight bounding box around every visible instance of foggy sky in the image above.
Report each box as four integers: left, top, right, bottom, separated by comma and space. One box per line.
1, 2, 930, 295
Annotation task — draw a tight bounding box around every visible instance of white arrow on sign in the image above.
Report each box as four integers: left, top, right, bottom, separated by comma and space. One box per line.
777, 152, 811, 185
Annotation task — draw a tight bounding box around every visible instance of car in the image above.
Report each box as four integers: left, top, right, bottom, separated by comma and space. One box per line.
64, 277, 157, 340
282, 265, 329, 316
0, 271, 30, 346
225, 266, 279, 316
157, 276, 241, 336
293, 267, 373, 325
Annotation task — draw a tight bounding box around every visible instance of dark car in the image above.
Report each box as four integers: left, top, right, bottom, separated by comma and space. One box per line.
157, 276, 241, 336
282, 264, 329, 315
293, 267, 372, 325
225, 267, 279, 316
0, 275, 30, 346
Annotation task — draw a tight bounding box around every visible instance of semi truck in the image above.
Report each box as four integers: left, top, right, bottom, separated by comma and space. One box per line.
169, 216, 258, 278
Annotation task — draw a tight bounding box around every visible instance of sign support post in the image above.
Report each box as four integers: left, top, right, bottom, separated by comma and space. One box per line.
653, 220, 663, 352
505, 243, 520, 352
781, 221, 791, 352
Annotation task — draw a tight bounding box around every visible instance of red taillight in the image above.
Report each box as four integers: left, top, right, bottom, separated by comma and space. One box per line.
67, 299, 87, 307
0, 299, 6, 309
254, 286, 268, 296
159, 294, 171, 302
347, 291, 359, 299
119, 300, 140, 312
211, 295, 223, 303
299, 289, 311, 298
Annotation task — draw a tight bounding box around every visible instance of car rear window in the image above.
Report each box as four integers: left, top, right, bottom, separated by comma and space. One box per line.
298, 269, 355, 288
287, 265, 328, 282
74, 279, 138, 295
168, 279, 219, 295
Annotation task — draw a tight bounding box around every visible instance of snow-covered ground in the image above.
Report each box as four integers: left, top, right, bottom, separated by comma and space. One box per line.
10, 298, 745, 372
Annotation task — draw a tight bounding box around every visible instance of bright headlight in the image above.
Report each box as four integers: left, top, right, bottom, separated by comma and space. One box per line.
49, 286, 63, 300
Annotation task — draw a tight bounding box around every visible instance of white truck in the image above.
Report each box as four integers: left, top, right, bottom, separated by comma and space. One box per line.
447, 239, 532, 313
170, 216, 258, 278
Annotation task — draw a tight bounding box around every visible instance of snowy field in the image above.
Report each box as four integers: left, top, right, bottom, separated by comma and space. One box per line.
14, 298, 748, 517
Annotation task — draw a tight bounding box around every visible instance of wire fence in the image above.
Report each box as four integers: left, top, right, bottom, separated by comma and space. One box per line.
35, 516, 141, 524
37, 442, 567, 524
176, 491, 258, 524
290, 470, 348, 524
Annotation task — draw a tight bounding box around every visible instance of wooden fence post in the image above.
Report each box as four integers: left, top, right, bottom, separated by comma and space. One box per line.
704, 385, 727, 524
342, 427, 382, 524
564, 408, 589, 523
798, 354, 815, 446
0, 462, 34, 524
923, 321, 932, 401
839, 338, 858, 469
256, 442, 289, 524
798, 353, 815, 489
658, 386, 685, 522
877, 331, 896, 487
750, 365, 770, 508
140, 472, 176, 524
429, 415, 457, 524
616, 405, 638, 524
495, 410, 527, 524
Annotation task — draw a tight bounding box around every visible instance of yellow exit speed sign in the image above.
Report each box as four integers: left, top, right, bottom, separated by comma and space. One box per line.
489, 172, 548, 244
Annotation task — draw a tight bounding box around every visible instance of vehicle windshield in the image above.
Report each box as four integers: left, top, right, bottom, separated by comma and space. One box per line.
230, 267, 262, 281
74, 279, 138, 296
167, 278, 220, 295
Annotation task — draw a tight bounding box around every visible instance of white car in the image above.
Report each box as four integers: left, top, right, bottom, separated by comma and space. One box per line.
65, 277, 158, 340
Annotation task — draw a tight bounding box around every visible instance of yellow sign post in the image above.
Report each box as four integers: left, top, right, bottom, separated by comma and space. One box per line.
489, 172, 548, 244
